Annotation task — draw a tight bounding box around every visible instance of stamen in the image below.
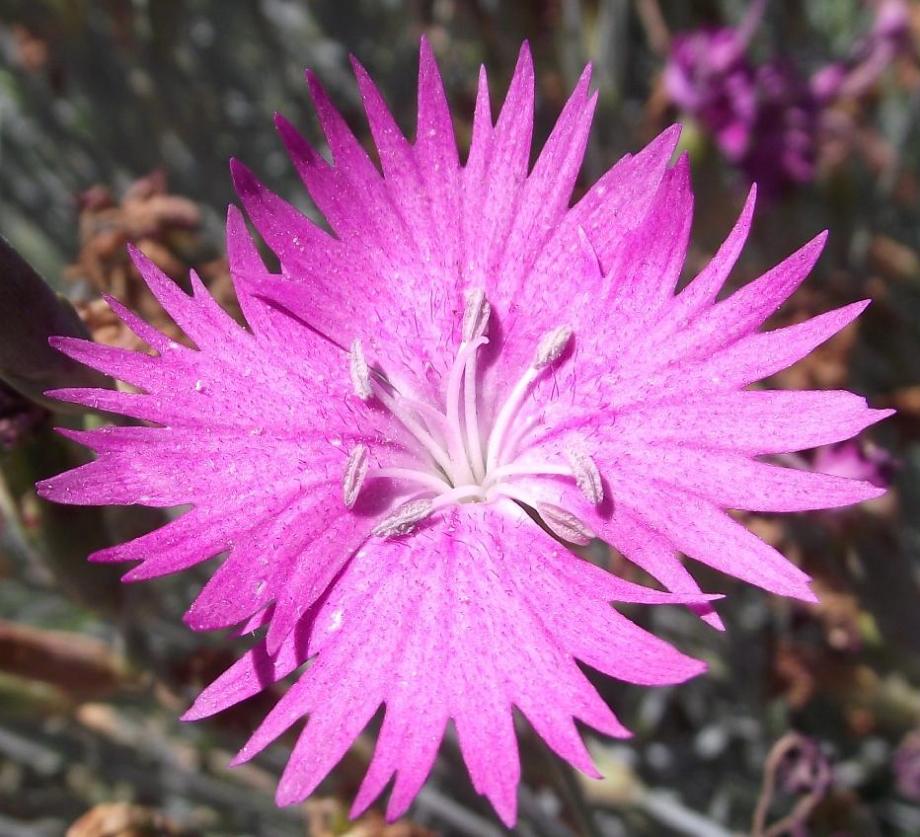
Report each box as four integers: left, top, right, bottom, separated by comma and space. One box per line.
486, 461, 573, 485
501, 413, 541, 465
373, 386, 455, 477
460, 291, 490, 482
464, 349, 485, 482
534, 325, 572, 369
347, 303, 597, 529
536, 502, 595, 546
486, 325, 574, 472
342, 443, 369, 508
372, 498, 434, 537
395, 393, 452, 447
565, 445, 604, 504
445, 336, 487, 485
349, 339, 372, 400
488, 483, 594, 545
462, 289, 491, 341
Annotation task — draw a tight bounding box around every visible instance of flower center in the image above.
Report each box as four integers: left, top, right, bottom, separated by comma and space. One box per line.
342, 291, 602, 540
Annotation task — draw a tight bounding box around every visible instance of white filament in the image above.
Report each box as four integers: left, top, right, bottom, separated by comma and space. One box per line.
485, 324, 573, 471
341, 302, 604, 538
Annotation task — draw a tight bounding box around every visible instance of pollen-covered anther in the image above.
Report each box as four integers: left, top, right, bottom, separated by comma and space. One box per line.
564, 446, 604, 504
462, 288, 491, 342
534, 325, 573, 369
342, 443, 369, 509
371, 498, 434, 538
537, 502, 595, 546
349, 339, 372, 400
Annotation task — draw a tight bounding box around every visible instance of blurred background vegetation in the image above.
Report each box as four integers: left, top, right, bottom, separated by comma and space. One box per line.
2, 1, 920, 835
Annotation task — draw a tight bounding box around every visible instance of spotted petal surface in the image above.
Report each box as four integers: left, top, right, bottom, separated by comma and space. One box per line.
184, 502, 706, 826
40, 38, 890, 825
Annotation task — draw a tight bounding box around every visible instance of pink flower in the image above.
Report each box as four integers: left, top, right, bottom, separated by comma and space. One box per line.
664, 0, 820, 193
667, 1, 912, 193
813, 440, 893, 489
38, 40, 890, 824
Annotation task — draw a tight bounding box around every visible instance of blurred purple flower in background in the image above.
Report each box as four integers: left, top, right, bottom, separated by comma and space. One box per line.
813, 439, 894, 488
37, 38, 892, 825
664, 0, 762, 167
746, 60, 819, 192
666, 0, 912, 193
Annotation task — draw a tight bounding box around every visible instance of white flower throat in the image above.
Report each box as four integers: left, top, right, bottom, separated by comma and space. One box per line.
342, 290, 602, 541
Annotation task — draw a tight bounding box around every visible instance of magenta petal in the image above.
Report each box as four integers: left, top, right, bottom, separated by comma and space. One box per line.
493, 64, 596, 297
605, 153, 695, 332
416, 36, 460, 171
201, 504, 705, 823
621, 301, 873, 406
600, 506, 726, 631
571, 124, 681, 270
674, 184, 757, 313
230, 159, 347, 285
516, 478, 725, 630
692, 300, 873, 389
586, 231, 830, 397
182, 617, 306, 722
665, 231, 829, 363
49, 337, 161, 390
263, 514, 373, 654
619, 483, 817, 601
467, 64, 493, 166
614, 390, 892, 453
96, 508, 227, 578
304, 69, 382, 183
348, 55, 414, 182
101, 292, 173, 352
461, 43, 534, 295
614, 446, 885, 512
38, 456, 183, 507
273, 112, 358, 241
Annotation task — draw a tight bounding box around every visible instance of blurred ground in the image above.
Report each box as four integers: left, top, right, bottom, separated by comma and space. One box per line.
1, 1, 920, 835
